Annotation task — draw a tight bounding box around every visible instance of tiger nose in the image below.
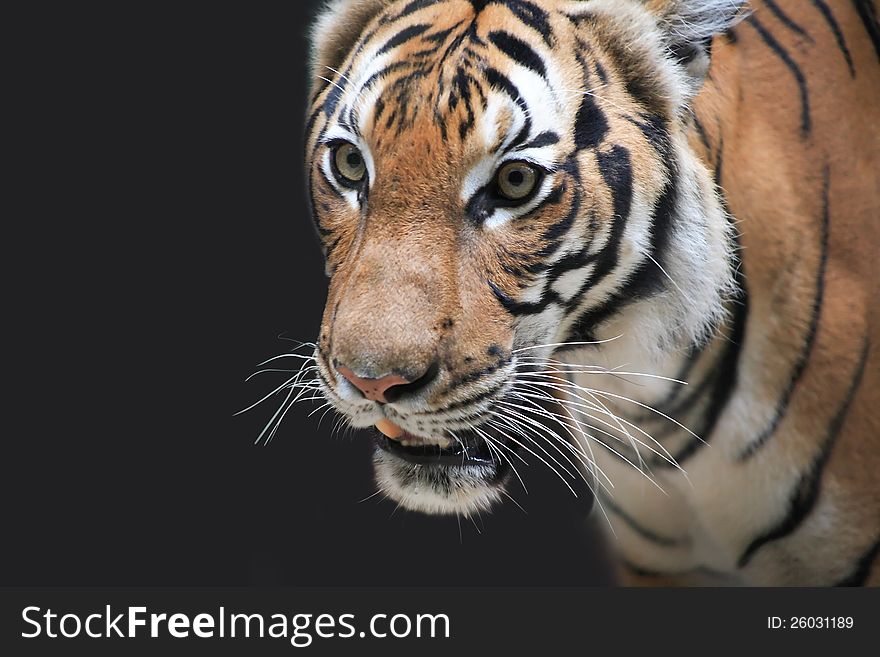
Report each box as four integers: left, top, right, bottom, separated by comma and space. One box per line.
335, 363, 439, 403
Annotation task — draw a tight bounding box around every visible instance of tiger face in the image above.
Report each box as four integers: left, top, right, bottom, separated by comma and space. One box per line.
306, 0, 740, 515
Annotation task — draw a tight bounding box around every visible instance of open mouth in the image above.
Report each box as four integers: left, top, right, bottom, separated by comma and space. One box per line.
372, 419, 501, 468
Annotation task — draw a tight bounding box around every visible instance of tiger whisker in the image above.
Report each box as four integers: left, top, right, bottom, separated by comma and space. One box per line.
503, 391, 614, 480
490, 399, 615, 494
560, 85, 633, 116
485, 409, 579, 481
499, 392, 661, 494
308, 401, 333, 419
642, 251, 692, 304
256, 352, 317, 367
273, 337, 317, 350
324, 65, 356, 87
357, 489, 385, 504
487, 408, 614, 499
480, 415, 579, 497
245, 367, 306, 382
514, 385, 667, 457
471, 424, 530, 494
484, 411, 613, 504
512, 335, 623, 353
517, 362, 689, 386
492, 406, 609, 497
264, 393, 303, 446
512, 378, 683, 475
255, 385, 296, 446
519, 371, 700, 441
236, 374, 301, 416
317, 75, 349, 97
500, 488, 528, 514
508, 386, 671, 491
445, 429, 472, 461
516, 373, 652, 475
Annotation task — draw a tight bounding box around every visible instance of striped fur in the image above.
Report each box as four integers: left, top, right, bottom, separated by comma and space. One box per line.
305, 0, 880, 585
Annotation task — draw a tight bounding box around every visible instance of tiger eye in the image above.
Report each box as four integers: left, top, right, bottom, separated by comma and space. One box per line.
333, 142, 366, 183
496, 161, 538, 201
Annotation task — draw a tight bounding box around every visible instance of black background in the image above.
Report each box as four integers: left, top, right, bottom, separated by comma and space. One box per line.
5, 2, 610, 585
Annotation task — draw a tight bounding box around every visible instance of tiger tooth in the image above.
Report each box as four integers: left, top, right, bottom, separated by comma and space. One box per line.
375, 419, 404, 440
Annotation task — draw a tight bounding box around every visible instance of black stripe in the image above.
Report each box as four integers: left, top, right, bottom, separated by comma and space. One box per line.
621, 560, 731, 581
538, 184, 574, 241
669, 40, 704, 67
714, 135, 725, 186
569, 14, 665, 116
454, 69, 477, 139
542, 161, 602, 286
621, 560, 672, 579
738, 338, 870, 568
358, 61, 410, 100
433, 21, 481, 79
377, 23, 432, 55
423, 23, 461, 45
624, 113, 671, 160
651, 351, 726, 441
432, 380, 507, 413
305, 104, 323, 139
652, 342, 710, 413
600, 495, 688, 547
573, 92, 609, 151
691, 112, 712, 154
373, 97, 386, 124
836, 536, 880, 586
488, 163, 583, 316
489, 0, 554, 46
576, 135, 672, 314
571, 51, 608, 151
763, 0, 813, 41
446, 355, 512, 390
484, 67, 532, 145
488, 280, 557, 315
593, 58, 608, 84
657, 261, 748, 467
511, 130, 559, 152
568, 145, 632, 294
747, 16, 811, 137
851, 0, 880, 61
321, 78, 345, 120
594, 147, 634, 246
385, 0, 443, 22
488, 30, 547, 78
811, 0, 856, 76
608, 155, 676, 302
564, 146, 695, 344
738, 166, 831, 460
545, 246, 594, 289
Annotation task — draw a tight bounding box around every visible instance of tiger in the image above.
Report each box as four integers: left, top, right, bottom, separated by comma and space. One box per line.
299, 0, 880, 586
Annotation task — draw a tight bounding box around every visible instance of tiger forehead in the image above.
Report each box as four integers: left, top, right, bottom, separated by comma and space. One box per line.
334, 0, 572, 145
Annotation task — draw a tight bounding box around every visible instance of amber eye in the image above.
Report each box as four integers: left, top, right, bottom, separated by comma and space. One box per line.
332, 142, 366, 184
496, 161, 539, 202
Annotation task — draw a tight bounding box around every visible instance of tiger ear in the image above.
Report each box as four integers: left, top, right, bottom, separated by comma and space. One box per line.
310, 0, 391, 95
642, 0, 747, 80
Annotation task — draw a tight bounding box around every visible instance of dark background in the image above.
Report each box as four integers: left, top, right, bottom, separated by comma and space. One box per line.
5, 2, 610, 585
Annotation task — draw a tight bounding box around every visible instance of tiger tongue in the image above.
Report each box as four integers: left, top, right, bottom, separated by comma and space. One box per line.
375, 419, 405, 440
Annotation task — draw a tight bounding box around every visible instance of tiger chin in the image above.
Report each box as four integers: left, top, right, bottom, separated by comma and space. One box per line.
302, 0, 880, 586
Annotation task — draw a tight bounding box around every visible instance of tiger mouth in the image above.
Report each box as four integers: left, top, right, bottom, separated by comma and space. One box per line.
373, 431, 497, 467
372, 423, 511, 471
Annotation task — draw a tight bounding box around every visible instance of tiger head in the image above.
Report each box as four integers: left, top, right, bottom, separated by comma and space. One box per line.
305, 0, 742, 515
